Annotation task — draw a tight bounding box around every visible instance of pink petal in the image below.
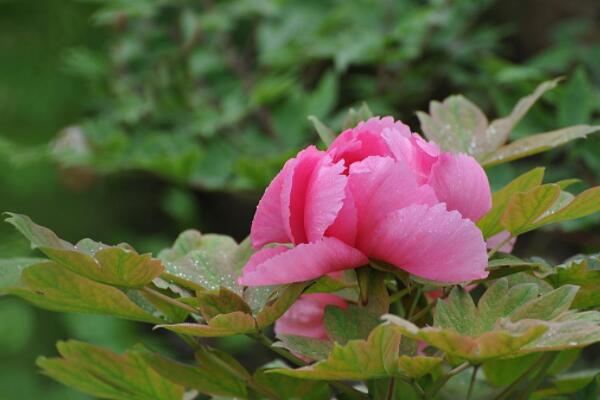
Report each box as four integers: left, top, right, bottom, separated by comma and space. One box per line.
304, 156, 347, 243
250, 159, 296, 248
325, 186, 358, 246
240, 245, 289, 276
347, 156, 438, 247
486, 230, 516, 253
275, 294, 347, 339
281, 146, 323, 244
238, 237, 368, 286
382, 133, 441, 184
328, 117, 411, 166
361, 203, 488, 283
428, 153, 492, 221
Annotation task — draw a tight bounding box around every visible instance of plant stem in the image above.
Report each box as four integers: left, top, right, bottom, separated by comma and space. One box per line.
424, 362, 470, 399
493, 353, 555, 400
407, 287, 423, 320
386, 378, 396, 400
141, 286, 199, 315
466, 365, 479, 400
389, 288, 409, 304
516, 353, 558, 400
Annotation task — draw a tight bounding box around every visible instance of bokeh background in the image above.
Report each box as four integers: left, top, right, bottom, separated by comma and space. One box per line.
1, 0, 599, 398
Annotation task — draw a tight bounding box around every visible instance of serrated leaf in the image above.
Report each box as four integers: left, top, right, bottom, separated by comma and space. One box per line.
486, 78, 561, 154
196, 287, 251, 321
5, 213, 163, 287
159, 230, 243, 294
550, 254, 600, 309
500, 184, 561, 235
482, 125, 600, 167
509, 285, 578, 321
37, 340, 184, 400
255, 282, 307, 328
158, 311, 257, 337
324, 304, 381, 344
271, 324, 440, 380
532, 186, 600, 229
385, 314, 547, 363
477, 167, 545, 238
137, 347, 249, 398
8, 261, 160, 323
274, 335, 333, 361
271, 324, 400, 380
254, 367, 331, 400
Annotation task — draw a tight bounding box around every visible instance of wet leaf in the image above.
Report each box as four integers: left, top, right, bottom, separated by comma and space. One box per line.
532, 187, 600, 229
0, 257, 45, 294
8, 261, 160, 323
271, 325, 440, 380
255, 282, 307, 328
500, 184, 561, 235
274, 335, 333, 361
196, 287, 251, 320
549, 254, 600, 309
254, 366, 331, 400
482, 125, 600, 167
5, 213, 163, 287
158, 311, 257, 337
324, 304, 381, 344
477, 167, 545, 238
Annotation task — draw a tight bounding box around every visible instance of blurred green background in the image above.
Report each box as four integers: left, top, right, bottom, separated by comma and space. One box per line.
0, 0, 599, 398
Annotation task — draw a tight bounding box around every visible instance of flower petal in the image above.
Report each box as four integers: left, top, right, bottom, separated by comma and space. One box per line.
251, 159, 296, 248
275, 294, 347, 339
348, 156, 437, 246
428, 153, 492, 221
238, 237, 368, 286
304, 156, 347, 243
325, 186, 358, 246
362, 203, 488, 283
486, 230, 516, 253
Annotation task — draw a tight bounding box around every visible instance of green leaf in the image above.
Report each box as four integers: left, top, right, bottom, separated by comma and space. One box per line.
481, 125, 600, 167
387, 279, 600, 362
0, 257, 45, 294
5, 213, 163, 287
500, 184, 561, 235
137, 347, 249, 398
486, 78, 561, 154
158, 311, 257, 337
196, 287, 251, 321
306, 273, 356, 294
274, 335, 333, 361
159, 229, 243, 294
255, 282, 307, 328
550, 254, 600, 309
324, 304, 381, 344
342, 102, 374, 129
532, 187, 600, 228
271, 324, 441, 380
37, 340, 184, 400
254, 367, 331, 400
477, 167, 545, 238
8, 261, 160, 323
417, 95, 488, 156
308, 115, 335, 146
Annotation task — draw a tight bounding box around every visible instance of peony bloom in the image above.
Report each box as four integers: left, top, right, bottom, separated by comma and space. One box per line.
274, 293, 347, 340
486, 230, 516, 254
239, 116, 492, 286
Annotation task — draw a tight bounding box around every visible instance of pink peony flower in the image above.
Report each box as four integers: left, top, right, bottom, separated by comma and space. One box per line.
239, 116, 492, 286
486, 230, 516, 253
274, 293, 347, 340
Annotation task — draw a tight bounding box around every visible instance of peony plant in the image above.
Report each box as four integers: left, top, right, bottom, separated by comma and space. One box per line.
2, 79, 600, 399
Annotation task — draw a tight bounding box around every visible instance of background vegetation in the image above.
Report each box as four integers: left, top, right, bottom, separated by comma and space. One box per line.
1, 0, 599, 398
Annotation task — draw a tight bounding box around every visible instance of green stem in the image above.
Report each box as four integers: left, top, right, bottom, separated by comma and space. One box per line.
252, 333, 368, 400
389, 288, 409, 304
407, 287, 423, 320
424, 362, 470, 399
516, 353, 558, 400
141, 286, 199, 315
356, 266, 370, 306
466, 365, 479, 400
386, 378, 396, 400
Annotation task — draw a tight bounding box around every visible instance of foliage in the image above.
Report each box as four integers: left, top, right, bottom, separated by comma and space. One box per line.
3, 81, 600, 398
